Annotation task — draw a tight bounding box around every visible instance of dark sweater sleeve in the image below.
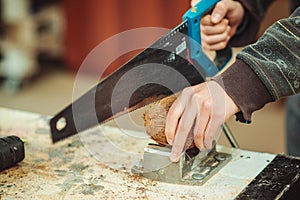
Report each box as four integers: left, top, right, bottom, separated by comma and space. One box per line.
213, 7, 300, 122
213, 60, 273, 122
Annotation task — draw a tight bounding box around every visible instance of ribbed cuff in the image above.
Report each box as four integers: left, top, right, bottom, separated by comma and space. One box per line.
212, 59, 273, 123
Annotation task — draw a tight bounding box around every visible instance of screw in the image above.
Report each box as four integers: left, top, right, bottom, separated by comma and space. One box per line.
214, 154, 226, 161
192, 173, 204, 180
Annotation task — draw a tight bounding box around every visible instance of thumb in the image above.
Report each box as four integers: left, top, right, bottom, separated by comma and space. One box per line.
211, 1, 228, 24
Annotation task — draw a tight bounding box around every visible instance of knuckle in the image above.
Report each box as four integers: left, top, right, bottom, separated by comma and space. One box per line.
205, 36, 213, 43
201, 26, 209, 34
191, 93, 201, 102
202, 42, 210, 51
201, 15, 212, 25
222, 18, 229, 25
218, 26, 225, 33
227, 26, 231, 33
220, 42, 227, 49
201, 34, 207, 42
182, 87, 194, 96
203, 101, 212, 111
223, 24, 229, 31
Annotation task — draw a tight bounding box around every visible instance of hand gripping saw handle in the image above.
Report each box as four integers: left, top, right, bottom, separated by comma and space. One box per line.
183, 0, 232, 74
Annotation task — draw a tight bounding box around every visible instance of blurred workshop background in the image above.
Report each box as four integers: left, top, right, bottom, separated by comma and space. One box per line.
0, 0, 291, 154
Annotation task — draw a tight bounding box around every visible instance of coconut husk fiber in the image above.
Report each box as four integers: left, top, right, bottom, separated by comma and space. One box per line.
143, 94, 195, 148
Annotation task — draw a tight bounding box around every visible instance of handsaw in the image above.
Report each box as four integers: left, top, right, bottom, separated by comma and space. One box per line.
50, 0, 232, 143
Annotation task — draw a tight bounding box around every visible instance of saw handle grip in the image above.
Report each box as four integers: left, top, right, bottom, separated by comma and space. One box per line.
183, 0, 232, 76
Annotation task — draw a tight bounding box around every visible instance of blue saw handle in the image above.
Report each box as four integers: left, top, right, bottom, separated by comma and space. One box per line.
183, 0, 232, 77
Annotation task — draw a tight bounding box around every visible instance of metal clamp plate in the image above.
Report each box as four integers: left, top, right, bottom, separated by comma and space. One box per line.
132, 144, 231, 185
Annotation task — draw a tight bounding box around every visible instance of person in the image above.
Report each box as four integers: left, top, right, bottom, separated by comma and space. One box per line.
199, 0, 300, 157
165, 0, 300, 162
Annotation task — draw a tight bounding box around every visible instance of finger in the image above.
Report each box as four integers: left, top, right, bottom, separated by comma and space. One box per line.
211, 1, 229, 23
201, 15, 214, 26
165, 98, 182, 145
202, 36, 230, 51
165, 88, 193, 145
201, 19, 229, 35
193, 100, 210, 151
202, 81, 226, 149
201, 28, 230, 50
203, 117, 222, 150
202, 26, 230, 44
170, 103, 196, 162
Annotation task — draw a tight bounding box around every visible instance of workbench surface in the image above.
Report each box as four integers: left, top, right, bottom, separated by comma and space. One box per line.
0, 107, 299, 199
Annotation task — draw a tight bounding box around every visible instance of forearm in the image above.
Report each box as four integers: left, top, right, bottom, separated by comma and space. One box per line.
214, 7, 300, 122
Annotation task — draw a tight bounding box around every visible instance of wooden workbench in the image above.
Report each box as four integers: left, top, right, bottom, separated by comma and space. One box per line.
0, 107, 299, 199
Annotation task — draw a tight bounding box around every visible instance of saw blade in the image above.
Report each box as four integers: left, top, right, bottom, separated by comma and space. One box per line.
50, 21, 208, 143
